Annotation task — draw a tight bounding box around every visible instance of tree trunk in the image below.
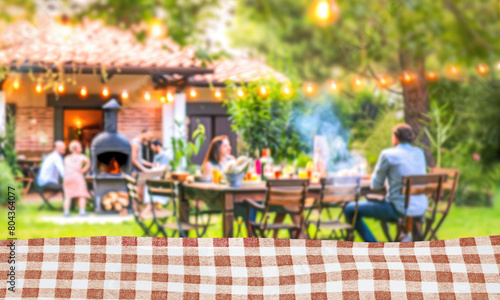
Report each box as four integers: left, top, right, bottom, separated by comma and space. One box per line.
399, 51, 435, 167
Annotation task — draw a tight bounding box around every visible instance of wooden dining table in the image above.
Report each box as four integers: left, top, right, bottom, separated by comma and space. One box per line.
180, 179, 375, 238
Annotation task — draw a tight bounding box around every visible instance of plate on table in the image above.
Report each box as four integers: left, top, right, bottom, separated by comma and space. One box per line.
241, 180, 263, 186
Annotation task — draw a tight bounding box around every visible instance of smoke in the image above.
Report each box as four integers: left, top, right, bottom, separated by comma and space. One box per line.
292, 95, 367, 174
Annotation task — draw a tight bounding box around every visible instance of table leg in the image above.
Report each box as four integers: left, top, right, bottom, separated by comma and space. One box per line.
223, 192, 235, 238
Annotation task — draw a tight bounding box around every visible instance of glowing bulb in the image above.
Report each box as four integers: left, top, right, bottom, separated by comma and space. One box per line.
150, 19, 166, 38
188, 88, 198, 99
75, 119, 81, 129
101, 87, 110, 98
167, 92, 175, 102
328, 80, 340, 93
401, 72, 414, 84
144, 91, 151, 101
121, 90, 129, 100
303, 83, 317, 97
213, 89, 223, 100
35, 83, 42, 93
311, 0, 340, 25
79, 86, 88, 98
446, 65, 461, 80
160, 96, 166, 103
476, 64, 488, 76
425, 72, 438, 82
257, 86, 269, 98
57, 83, 65, 94
13, 80, 20, 90
351, 77, 364, 89
281, 85, 293, 97
236, 88, 245, 98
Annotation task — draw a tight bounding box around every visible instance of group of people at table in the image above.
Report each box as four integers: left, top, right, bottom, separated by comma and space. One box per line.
36, 123, 425, 242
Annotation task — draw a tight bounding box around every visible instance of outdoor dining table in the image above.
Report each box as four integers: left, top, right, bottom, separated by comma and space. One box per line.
180, 179, 374, 238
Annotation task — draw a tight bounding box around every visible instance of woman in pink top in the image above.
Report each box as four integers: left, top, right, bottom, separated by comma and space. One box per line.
63, 140, 91, 217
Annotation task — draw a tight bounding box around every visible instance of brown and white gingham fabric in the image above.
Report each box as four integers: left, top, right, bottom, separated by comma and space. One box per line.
1, 236, 499, 299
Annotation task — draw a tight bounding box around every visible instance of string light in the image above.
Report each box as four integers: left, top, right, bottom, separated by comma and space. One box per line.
303, 83, 317, 97
35, 83, 42, 93
257, 86, 269, 98
79, 86, 88, 98
401, 72, 414, 84
425, 71, 438, 82
167, 91, 175, 102
101, 87, 110, 99
446, 65, 461, 79
120, 90, 129, 100
187, 88, 198, 99
236, 88, 245, 99
281, 84, 294, 97
351, 76, 364, 89
476, 64, 488, 76
144, 91, 151, 101
327, 80, 341, 93
376, 75, 392, 88
160, 96, 166, 103
57, 83, 65, 94
310, 0, 340, 26
150, 19, 166, 38
213, 89, 223, 100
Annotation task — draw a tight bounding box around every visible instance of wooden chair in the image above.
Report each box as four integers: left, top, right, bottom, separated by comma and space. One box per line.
244, 179, 309, 239
305, 176, 361, 241
125, 174, 156, 236
381, 174, 448, 242
146, 179, 201, 238
423, 168, 460, 241
15, 176, 33, 198
28, 167, 61, 210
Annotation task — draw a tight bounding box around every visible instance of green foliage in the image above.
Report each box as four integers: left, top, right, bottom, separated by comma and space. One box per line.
169, 121, 206, 172
223, 79, 309, 163
74, 0, 219, 47
416, 103, 455, 168
0, 160, 20, 204
0, 108, 21, 176
295, 153, 313, 169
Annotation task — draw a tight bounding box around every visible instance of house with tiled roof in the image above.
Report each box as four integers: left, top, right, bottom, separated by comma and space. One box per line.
0, 18, 286, 164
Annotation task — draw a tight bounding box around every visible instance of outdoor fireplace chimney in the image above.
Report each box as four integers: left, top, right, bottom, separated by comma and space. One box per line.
103, 99, 119, 133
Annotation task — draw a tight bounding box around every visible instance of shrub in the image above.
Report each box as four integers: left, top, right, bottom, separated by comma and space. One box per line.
0, 160, 21, 204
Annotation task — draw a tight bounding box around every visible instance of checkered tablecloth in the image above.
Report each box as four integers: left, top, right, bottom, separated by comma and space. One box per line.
1, 236, 499, 299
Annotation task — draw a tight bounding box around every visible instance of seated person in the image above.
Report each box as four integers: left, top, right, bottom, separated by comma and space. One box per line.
131, 128, 154, 173
202, 135, 234, 178
37, 140, 66, 191
143, 139, 171, 212
344, 123, 427, 242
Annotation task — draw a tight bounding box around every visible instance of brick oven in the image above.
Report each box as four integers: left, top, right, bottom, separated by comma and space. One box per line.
90, 99, 132, 213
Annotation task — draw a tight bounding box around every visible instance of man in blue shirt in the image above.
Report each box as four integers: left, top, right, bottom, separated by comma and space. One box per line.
37, 141, 66, 189
151, 139, 171, 168
344, 123, 427, 242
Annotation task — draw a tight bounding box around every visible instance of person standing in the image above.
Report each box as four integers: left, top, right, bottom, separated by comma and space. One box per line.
344, 123, 427, 242
37, 140, 66, 190
131, 128, 154, 173
63, 140, 91, 217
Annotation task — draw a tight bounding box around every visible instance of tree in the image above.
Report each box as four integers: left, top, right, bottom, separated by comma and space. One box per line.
229, 0, 500, 166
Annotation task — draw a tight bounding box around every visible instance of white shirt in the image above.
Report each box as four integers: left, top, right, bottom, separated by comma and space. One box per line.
37, 151, 65, 186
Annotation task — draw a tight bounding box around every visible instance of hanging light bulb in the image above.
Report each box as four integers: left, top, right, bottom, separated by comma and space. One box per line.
476, 64, 489, 76
150, 18, 166, 38
144, 91, 151, 101
57, 83, 65, 94
257, 86, 269, 98
327, 80, 341, 93
79, 86, 88, 98
400, 72, 414, 84
236, 88, 245, 99
166, 91, 175, 102
351, 76, 364, 89
213, 89, 223, 100
35, 83, 42, 93
281, 84, 294, 97
310, 0, 340, 26
187, 88, 198, 99
425, 71, 438, 82
446, 65, 461, 80
101, 87, 110, 99
377, 75, 392, 88
303, 83, 317, 97
160, 96, 166, 103
121, 90, 129, 100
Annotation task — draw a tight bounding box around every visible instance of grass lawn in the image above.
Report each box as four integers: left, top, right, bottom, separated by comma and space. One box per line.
2, 187, 499, 241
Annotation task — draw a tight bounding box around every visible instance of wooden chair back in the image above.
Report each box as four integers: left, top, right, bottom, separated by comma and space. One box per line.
135, 170, 166, 185
320, 176, 361, 205
402, 173, 448, 205
146, 179, 176, 198
265, 179, 309, 211
124, 174, 140, 204
430, 168, 460, 204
